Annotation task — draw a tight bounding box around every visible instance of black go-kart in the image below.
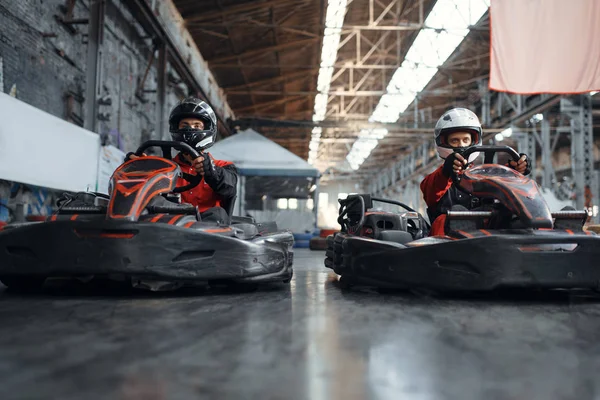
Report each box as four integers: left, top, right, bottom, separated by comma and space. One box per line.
325, 145, 600, 293
0, 140, 294, 292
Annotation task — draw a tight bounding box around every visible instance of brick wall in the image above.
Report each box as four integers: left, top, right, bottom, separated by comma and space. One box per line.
0, 0, 192, 220
0, 0, 190, 152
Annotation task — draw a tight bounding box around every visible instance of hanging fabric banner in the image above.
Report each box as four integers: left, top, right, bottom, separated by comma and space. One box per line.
489, 0, 600, 94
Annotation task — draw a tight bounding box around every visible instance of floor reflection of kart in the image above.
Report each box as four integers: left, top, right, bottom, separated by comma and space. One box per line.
0, 140, 294, 292
325, 145, 600, 293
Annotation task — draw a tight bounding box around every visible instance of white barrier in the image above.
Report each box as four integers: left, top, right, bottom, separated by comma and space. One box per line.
0, 93, 100, 192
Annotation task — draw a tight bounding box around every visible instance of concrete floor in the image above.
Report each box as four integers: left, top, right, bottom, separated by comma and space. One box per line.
1, 249, 600, 400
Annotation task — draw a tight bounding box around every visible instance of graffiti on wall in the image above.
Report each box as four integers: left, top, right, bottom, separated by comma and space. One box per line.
99, 127, 125, 151
0, 179, 62, 222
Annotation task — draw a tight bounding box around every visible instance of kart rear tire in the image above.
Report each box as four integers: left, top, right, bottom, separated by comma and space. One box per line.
0, 276, 46, 292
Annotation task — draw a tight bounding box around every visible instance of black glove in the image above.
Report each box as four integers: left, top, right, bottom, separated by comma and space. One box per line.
520, 153, 532, 176
442, 152, 466, 178
508, 153, 532, 176
124, 152, 146, 162
201, 152, 222, 185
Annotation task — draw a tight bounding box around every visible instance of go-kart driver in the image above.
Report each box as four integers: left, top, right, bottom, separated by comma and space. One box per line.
127, 97, 237, 223
420, 107, 532, 236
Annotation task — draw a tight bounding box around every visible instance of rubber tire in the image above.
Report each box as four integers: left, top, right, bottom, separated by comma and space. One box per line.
0, 276, 46, 292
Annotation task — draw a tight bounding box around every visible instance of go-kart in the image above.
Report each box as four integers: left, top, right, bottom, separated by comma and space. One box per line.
325, 145, 600, 292
0, 140, 294, 291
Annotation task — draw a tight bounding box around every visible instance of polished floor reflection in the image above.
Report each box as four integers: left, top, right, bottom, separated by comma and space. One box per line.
1, 249, 600, 400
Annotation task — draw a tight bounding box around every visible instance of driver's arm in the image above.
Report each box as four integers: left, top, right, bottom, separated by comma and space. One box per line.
420, 165, 452, 208
203, 158, 238, 199
420, 153, 466, 208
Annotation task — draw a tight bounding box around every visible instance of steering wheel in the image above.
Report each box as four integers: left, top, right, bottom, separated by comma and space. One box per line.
452, 145, 521, 185
134, 140, 203, 193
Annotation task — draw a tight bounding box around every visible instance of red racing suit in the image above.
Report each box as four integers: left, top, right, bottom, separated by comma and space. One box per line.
420, 163, 474, 236
173, 153, 238, 212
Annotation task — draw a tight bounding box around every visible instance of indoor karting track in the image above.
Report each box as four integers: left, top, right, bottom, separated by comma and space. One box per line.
1, 249, 600, 400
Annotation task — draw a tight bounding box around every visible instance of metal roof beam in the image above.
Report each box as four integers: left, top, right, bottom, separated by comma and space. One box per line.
207, 38, 319, 63
183, 0, 299, 23
222, 69, 319, 91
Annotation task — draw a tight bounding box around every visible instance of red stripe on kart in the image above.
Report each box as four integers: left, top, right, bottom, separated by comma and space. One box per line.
150, 214, 164, 223
168, 215, 184, 225
184, 221, 195, 228
457, 230, 474, 238
479, 229, 492, 236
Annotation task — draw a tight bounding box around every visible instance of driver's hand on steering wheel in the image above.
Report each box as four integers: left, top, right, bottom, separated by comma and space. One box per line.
191, 156, 206, 175
452, 153, 467, 173
443, 152, 467, 177
508, 154, 528, 174
125, 152, 147, 161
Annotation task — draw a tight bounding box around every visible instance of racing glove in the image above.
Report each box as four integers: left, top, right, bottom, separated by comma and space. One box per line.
201, 153, 222, 186
200, 153, 238, 198
442, 152, 467, 178
124, 152, 147, 162
521, 153, 532, 176
508, 153, 532, 176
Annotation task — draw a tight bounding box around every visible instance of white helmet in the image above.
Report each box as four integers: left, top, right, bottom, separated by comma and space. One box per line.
434, 108, 482, 163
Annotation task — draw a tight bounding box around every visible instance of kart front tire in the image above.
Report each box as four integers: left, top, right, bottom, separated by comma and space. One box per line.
0, 276, 46, 292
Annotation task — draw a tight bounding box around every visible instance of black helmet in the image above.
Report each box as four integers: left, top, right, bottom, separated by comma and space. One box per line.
168, 97, 218, 151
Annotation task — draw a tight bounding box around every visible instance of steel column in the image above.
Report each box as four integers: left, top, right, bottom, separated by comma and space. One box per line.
84, 0, 105, 132
568, 95, 594, 209
155, 42, 167, 139
592, 170, 599, 224
527, 130, 536, 179
313, 177, 320, 228
479, 80, 491, 125
561, 95, 594, 210
540, 116, 553, 189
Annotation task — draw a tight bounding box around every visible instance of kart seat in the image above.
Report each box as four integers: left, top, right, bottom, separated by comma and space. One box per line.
378, 230, 414, 244
146, 196, 197, 215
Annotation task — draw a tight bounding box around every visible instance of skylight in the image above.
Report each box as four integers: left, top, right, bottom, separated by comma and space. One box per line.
346, 0, 490, 169
308, 0, 349, 165
346, 129, 388, 170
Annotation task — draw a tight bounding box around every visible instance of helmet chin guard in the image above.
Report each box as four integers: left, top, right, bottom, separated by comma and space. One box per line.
171, 127, 215, 151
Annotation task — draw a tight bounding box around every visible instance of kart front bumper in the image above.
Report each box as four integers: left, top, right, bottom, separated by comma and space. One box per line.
325, 231, 600, 292
0, 220, 294, 284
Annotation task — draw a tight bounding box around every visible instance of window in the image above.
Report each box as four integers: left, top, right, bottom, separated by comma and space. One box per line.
306, 198, 314, 210
288, 198, 298, 210
277, 198, 288, 209
319, 192, 329, 208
